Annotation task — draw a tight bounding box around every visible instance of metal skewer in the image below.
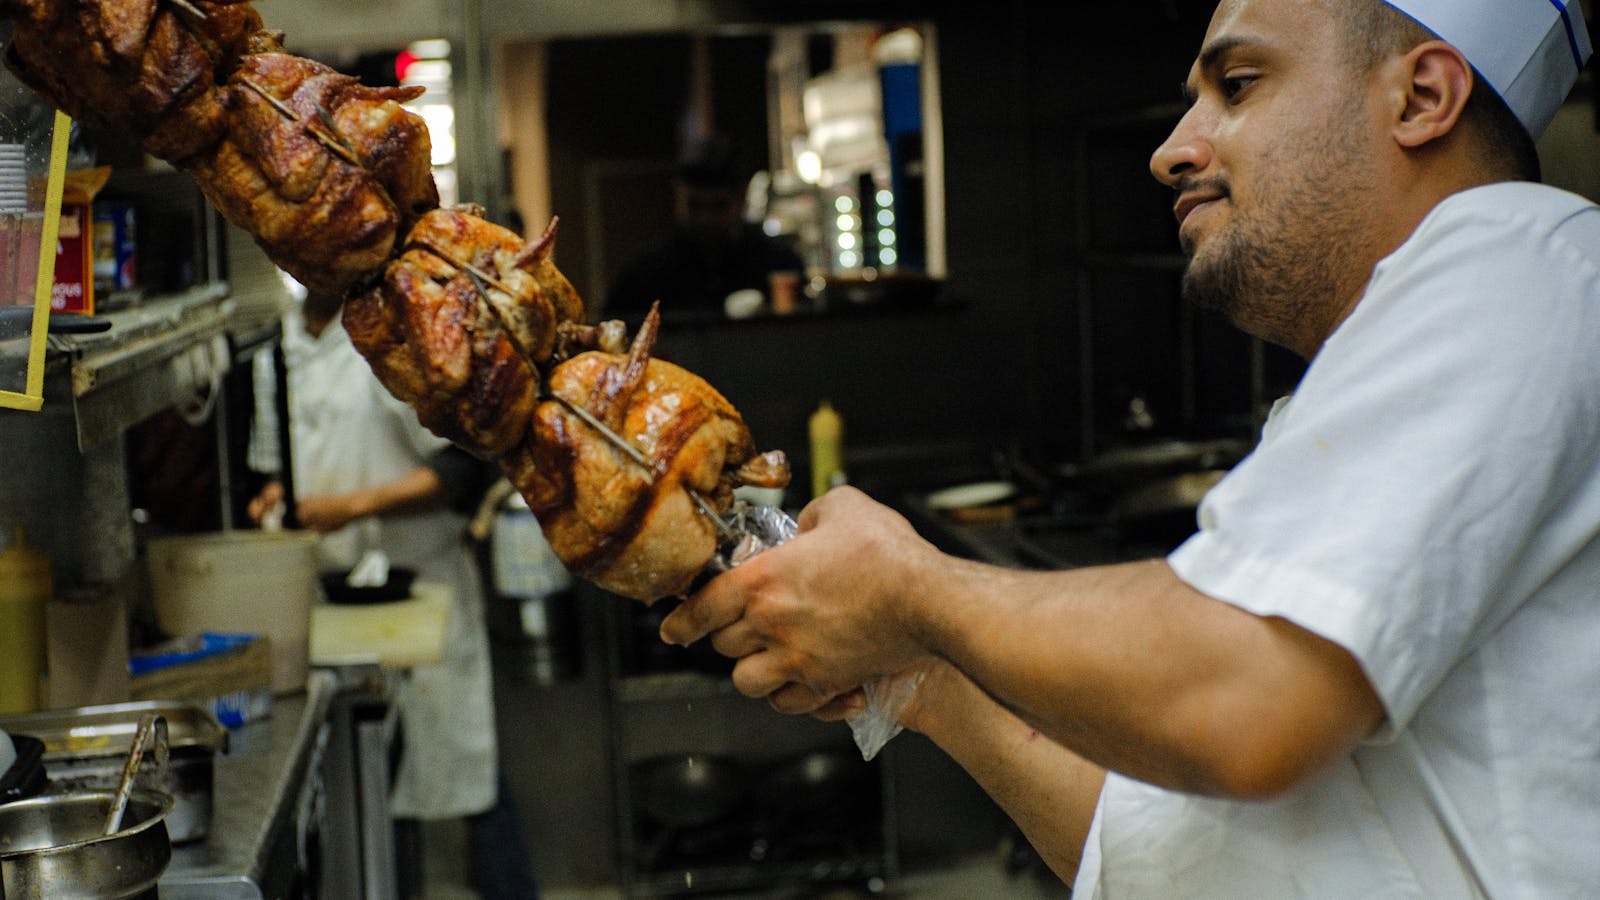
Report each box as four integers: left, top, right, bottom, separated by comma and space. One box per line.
165, 0, 208, 18
446, 248, 739, 545
236, 77, 365, 167
550, 392, 653, 471
544, 390, 737, 543
446, 251, 522, 302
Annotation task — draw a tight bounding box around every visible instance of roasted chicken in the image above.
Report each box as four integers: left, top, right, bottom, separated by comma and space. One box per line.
341, 206, 575, 461
188, 51, 439, 296
2, 0, 270, 162
501, 307, 790, 601
2, 0, 789, 602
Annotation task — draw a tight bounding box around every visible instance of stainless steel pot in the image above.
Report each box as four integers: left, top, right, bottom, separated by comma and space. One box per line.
0, 701, 226, 843
0, 788, 173, 899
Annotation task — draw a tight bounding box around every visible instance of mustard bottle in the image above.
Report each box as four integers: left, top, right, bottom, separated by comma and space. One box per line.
0, 526, 51, 714
808, 400, 845, 499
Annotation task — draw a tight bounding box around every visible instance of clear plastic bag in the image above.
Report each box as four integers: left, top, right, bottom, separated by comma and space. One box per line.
708, 501, 916, 760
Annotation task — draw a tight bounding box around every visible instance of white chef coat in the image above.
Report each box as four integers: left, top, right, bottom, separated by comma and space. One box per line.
1074, 183, 1600, 898
280, 307, 498, 819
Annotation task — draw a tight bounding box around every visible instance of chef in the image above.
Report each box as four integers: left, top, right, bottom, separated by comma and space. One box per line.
662, 0, 1600, 896
248, 283, 538, 897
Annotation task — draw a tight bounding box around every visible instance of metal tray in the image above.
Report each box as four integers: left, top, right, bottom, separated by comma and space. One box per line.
0, 700, 227, 843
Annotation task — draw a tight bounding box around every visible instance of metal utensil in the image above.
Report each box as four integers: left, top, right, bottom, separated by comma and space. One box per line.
1, 788, 173, 899
103, 713, 167, 837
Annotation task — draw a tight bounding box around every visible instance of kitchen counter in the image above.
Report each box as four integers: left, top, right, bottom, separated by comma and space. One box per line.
159, 669, 339, 900
898, 492, 1137, 572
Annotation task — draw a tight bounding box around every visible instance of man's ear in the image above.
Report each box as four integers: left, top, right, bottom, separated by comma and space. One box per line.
1391, 40, 1474, 149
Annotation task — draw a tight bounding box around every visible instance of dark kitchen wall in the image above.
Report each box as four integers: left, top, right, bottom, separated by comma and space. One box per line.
934, 2, 1215, 463
538, 3, 1252, 497
934, 2, 1306, 463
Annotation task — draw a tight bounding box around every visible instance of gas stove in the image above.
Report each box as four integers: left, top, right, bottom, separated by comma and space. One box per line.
898, 440, 1248, 571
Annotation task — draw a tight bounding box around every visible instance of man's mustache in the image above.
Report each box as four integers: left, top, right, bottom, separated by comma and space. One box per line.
1173, 175, 1231, 203
1173, 176, 1230, 255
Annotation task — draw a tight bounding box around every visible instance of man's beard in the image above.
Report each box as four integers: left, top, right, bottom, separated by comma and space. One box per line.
1179, 218, 1252, 319
1177, 182, 1355, 354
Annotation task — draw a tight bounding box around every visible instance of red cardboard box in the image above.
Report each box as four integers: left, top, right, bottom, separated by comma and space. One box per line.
51, 202, 92, 314
51, 167, 110, 315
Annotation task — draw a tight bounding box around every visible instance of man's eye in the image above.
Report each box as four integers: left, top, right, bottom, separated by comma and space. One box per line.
1221, 74, 1256, 99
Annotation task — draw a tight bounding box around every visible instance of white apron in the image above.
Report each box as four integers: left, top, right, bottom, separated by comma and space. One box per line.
282, 309, 498, 819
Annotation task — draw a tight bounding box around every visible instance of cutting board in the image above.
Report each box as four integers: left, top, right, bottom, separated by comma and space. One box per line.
310, 582, 451, 668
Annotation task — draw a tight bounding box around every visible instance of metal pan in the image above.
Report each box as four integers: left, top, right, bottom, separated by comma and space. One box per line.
630, 753, 749, 830
0, 700, 226, 843
1108, 469, 1228, 547
0, 787, 173, 899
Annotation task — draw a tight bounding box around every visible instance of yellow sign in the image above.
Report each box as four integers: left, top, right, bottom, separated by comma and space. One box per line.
0, 110, 69, 413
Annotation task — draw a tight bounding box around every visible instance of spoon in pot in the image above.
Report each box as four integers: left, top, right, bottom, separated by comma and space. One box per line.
103, 713, 168, 836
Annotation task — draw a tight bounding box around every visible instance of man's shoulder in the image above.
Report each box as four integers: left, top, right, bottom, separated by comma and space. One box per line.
1433, 182, 1599, 232
1401, 182, 1600, 273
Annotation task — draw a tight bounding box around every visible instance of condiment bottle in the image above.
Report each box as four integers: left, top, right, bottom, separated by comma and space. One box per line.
808, 400, 845, 499
0, 526, 51, 714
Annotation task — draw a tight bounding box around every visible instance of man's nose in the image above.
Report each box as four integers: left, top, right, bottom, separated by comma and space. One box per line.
1150, 111, 1211, 187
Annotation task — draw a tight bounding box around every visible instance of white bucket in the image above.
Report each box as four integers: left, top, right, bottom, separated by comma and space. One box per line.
146, 531, 319, 694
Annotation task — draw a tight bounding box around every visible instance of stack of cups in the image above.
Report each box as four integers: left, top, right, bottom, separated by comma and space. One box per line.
0, 143, 24, 212
0, 143, 28, 307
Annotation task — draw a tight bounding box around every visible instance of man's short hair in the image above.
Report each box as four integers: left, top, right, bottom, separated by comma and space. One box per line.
1339, 0, 1542, 182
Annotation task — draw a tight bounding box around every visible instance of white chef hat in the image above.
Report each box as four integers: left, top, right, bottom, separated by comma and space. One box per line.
1383, 0, 1592, 139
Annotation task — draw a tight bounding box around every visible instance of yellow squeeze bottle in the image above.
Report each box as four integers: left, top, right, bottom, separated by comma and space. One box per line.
809, 400, 844, 499
0, 526, 51, 714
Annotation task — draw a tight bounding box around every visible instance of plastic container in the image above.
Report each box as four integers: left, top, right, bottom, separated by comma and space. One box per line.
808, 400, 845, 499
0, 732, 46, 804
0, 527, 51, 714
146, 531, 318, 694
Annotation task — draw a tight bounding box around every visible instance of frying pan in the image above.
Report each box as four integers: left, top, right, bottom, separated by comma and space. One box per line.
629, 753, 749, 829
757, 748, 869, 818
1108, 469, 1228, 546
1064, 438, 1247, 499
319, 567, 417, 604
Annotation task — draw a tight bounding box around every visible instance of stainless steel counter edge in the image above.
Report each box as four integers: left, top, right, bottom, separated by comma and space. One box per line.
160, 669, 339, 900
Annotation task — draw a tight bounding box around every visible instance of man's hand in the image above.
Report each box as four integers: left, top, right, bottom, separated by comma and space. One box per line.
660, 487, 938, 703
246, 481, 284, 526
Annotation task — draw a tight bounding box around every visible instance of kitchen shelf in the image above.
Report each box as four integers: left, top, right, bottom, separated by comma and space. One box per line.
43, 283, 240, 450
614, 671, 743, 704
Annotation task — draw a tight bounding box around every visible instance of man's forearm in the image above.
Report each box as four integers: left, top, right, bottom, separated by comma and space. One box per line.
907, 664, 1105, 884
355, 466, 450, 518
300, 466, 450, 533
913, 557, 1383, 799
